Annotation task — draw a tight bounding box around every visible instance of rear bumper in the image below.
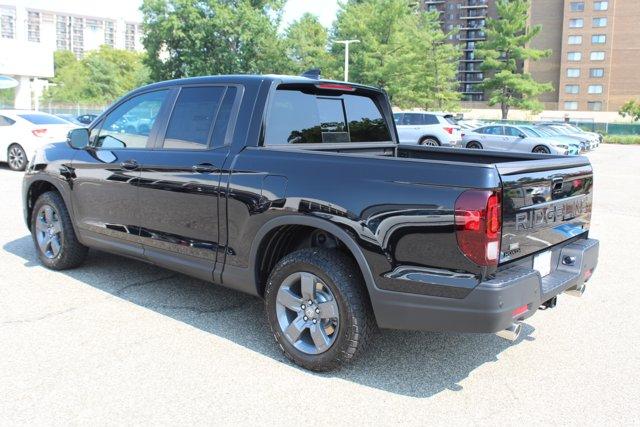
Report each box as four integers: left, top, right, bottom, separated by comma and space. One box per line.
372, 238, 599, 333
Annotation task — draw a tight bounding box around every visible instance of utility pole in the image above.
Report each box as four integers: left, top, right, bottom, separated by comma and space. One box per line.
334, 40, 360, 82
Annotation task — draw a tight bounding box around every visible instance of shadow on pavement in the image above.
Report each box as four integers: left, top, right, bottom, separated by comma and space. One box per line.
3, 234, 534, 398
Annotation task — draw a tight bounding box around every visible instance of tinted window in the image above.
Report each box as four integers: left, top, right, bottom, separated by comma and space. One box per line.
393, 113, 402, 124
424, 114, 439, 125
443, 115, 457, 125
211, 86, 237, 147
96, 90, 168, 149
504, 126, 525, 137
401, 114, 424, 125
264, 88, 391, 144
481, 126, 502, 135
18, 113, 69, 125
163, 86, 225, 149
0, 115, 15, 126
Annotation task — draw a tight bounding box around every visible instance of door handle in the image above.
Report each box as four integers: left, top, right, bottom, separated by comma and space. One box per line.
192, 163, 217, 174
120, 159, 139, 171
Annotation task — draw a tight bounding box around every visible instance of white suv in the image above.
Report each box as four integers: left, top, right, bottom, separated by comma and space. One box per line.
393, 112, 462, 147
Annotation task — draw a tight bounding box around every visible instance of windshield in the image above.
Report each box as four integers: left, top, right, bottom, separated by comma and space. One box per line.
18, 113, 69, 125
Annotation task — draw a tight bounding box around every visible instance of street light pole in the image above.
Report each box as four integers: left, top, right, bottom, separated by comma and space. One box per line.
334, 40, 360, 82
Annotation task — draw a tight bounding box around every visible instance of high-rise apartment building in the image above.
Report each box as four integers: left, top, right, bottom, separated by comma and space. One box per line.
422, 0, 640, 112
0, 1, 143, 59
422, 0, 498, 101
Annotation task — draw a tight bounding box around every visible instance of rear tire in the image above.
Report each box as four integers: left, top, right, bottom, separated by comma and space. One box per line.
532, 145, 551, 154
31, 191, 88, 270
265, 248, 376, 371
7, 144, 27, 171
466, 141, 483, 149
419, 137, 440, 147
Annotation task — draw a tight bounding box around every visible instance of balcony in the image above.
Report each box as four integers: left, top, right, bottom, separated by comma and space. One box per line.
424, 0, 446, 3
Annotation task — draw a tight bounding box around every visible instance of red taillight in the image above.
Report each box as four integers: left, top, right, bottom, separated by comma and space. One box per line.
512, 304, 528, 317
32, 128, 48, 137
454, 189, 502, 266
443, 127, 454, 134
315, 83, 356, 91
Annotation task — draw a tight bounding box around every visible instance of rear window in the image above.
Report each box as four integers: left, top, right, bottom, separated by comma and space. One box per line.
18, 113, 69, 125
443, 115, 458, 125
264, 88, 391, 145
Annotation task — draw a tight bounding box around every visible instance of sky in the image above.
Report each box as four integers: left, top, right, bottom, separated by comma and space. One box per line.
15, 0, 340, 29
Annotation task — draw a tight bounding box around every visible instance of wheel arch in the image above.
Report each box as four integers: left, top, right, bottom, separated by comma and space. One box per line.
24, 178, 73, 232
249, 216, 377, 302
466, 140, 483, 149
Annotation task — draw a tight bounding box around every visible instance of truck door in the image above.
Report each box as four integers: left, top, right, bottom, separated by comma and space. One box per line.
135, 85, 240, 282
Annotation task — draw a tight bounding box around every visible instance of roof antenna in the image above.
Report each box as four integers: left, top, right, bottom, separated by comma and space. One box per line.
301, 69, 321, 79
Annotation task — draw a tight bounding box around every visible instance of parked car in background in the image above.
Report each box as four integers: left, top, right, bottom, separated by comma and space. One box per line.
0, 110, 75, 171
538, 123, 599, 150
56, 114, 85, 126
458, 119, 485, 130
393, 111, 462, 147
534, 125, 593, 151
461, 124, 570, 155
76, 114, 98, 125
519, 125, 582, 155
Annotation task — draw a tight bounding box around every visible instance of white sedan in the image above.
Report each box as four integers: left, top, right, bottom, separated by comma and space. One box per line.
0, 110, 77, 171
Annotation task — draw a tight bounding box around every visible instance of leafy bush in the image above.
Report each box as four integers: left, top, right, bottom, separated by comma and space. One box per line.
604, 135, 640, 145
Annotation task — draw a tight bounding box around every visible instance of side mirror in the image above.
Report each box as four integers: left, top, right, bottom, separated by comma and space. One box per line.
67, 128, 90, 149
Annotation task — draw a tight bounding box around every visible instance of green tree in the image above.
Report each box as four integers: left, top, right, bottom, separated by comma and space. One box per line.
331, 0, 459, 109
44, 47, 149, 104
283, 13, 332, 75
141, 0, 289, 81
619, 100, 640, 121
476, 0, 552, 119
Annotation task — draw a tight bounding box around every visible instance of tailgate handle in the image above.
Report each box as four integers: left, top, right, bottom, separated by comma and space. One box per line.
552, 178, 564, 193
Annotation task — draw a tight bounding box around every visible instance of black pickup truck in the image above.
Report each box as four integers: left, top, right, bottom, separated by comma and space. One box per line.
23, 75, 599, 371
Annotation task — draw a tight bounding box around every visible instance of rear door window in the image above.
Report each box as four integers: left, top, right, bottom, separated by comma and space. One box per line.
162, 86, 225, 149
423, 114, 439, 125
264, 87, 391, 145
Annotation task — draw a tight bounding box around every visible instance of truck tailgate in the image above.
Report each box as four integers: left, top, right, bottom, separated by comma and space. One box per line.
497, 157, 593, 264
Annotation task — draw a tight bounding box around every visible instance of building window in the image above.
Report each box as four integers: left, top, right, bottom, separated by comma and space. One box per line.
588, 101, 603, 111
590, 68, 605, 78
564, 101, 579, 110
565, 85, 580, 94
593, 17, 607, 27
569, 18, 584, 28
594, 1, 609, 11
588, 85, 603, 94
592, 34, 606, 44
104, 20, 115, 46
590, 51, 605, 61
125, 23, 136, 50
567, 68, 581, 78
0, 6, 15, 39
72, 17, 84, 58
570, 2, 585, 12
568, 52, 582, 61
27, 11, 40, 42
56, 15, 70, 50
568, 35, 583, 45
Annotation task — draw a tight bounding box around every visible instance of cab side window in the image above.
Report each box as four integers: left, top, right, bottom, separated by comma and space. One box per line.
160, 86, 237, 149
94, 90, 168, 149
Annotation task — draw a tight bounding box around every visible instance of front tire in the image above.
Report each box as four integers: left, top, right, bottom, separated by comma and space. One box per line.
265, 248, 376, 371
31, 191, 88, 270
8, 144, 27, 171
532, 145, 551, 154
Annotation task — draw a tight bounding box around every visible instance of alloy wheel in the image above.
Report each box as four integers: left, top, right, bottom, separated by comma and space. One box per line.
275, 272, 340, 355
8, 146, 25, 170
35, 205, 63, 259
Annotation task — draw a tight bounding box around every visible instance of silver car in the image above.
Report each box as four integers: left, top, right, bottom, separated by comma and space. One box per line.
461, 124, 570, 155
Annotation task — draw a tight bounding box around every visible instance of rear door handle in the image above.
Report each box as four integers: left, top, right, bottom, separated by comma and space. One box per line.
192, 163, 217, 174
120, 159, 139, 171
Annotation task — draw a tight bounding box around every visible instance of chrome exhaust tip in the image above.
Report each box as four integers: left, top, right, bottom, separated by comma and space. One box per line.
565, 284, 586, 297
496, 322, 522, 342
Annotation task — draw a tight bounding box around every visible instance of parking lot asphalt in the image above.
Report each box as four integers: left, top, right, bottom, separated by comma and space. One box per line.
1, 144, 639, 425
